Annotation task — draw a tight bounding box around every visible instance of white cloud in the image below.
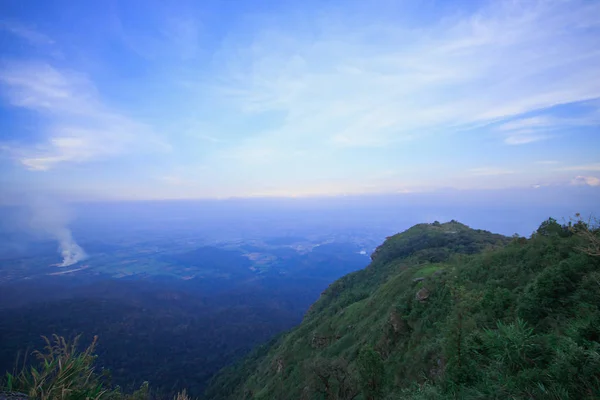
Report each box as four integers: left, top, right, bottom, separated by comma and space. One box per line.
504, 133, 551, 145
0, 62, 166, 170
214, 0, 600, 152
571, 176, 600, 186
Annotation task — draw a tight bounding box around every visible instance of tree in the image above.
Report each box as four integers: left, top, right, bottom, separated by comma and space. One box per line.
307, 357, 359, 400
536, 218, 570, 237
571, 214, 600, 257
356, 347, 385, 400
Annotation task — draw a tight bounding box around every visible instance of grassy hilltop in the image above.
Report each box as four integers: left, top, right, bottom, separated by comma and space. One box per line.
205, 218, 600, 399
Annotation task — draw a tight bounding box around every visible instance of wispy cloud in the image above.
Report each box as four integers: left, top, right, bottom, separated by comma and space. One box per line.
161, 16, 201, 60
558, 163, 600, 172
535, 160, 560, 165
0, 61, 166, 170
497, 117, 555, 132
1, 0, 599, 199
0, 20, 54, 45
503, 133, 551, 145
215, 0, 600, 153
469, 167, 515, 176
496, 116, 554, 145
112, 6, 201, 61
496, 109, 600, 145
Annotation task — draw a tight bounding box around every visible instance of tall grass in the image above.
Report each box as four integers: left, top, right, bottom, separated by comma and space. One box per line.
3, 335, 105, 400
1, 335, 195, 400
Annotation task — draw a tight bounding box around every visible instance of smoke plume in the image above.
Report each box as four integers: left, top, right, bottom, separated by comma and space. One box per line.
54, 227, 87, 266
27, 197, 87, 266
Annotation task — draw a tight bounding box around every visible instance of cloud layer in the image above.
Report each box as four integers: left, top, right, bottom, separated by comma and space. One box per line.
216, 0, 600, 150
0, 0, 599, 199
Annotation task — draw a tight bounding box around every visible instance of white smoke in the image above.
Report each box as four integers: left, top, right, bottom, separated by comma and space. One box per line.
54, 227, 87, 267
26, 196, 87, 267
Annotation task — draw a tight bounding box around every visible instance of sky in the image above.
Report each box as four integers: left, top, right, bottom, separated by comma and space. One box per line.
0, 0, 599, 201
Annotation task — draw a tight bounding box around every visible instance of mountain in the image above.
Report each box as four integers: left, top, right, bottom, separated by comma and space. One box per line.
205, 219, 600, 399
1, 218, 598, 399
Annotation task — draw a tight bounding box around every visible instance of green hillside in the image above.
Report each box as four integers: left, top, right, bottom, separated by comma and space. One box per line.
205, 219, 600, 400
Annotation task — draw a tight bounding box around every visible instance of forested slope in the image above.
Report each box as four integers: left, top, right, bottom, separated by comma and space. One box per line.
206, 219, 600, 400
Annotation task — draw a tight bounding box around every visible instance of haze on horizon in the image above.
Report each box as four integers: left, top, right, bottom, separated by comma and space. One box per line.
0, 0, 599, 204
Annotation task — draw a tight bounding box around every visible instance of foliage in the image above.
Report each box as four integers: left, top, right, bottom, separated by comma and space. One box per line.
356, 347, 384, 400
172, 390, 192, 400
0, 280, 305, 397
3, 334, 106, 400
571, 214, 600, 257
206, 218, 600, 399
304, 357, 359, 400
0, 336, 183, 400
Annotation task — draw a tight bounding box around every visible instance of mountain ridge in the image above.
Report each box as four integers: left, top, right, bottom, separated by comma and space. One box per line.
205, 218, 600, 400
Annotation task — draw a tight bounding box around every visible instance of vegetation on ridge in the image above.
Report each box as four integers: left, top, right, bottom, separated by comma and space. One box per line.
205, 218, 600, 399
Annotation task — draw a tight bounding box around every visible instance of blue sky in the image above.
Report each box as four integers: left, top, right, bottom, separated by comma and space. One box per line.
1, 0, 599, 201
